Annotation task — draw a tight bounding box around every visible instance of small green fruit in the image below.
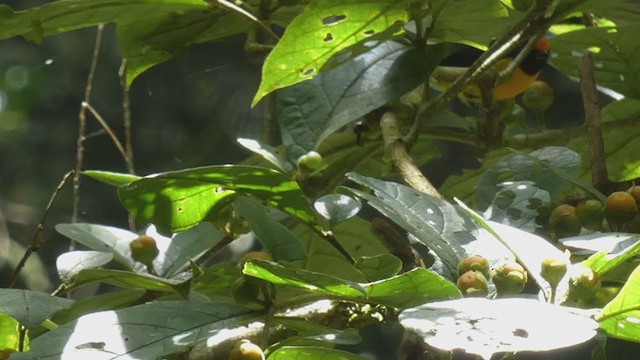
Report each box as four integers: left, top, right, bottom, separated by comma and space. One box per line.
129, 235, 159, 265
523, 81, 554, 112
568, 266, 601, 300
539, 257, 568, 288
575, 199, 604, 231
297, 151, 323, 171
458, 255, 490, 278
491, 261, 528, 296
457, 270, 489, 297
228, 339, 265, 360
549, 204, 581, 238
629, 185, 640, 205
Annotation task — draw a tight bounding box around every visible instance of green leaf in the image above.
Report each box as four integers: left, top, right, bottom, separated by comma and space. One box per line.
579, 234, 640, 276
11, 301, 251, 360
0, 289, 74, 329
237, 138, 294, 173
550, 25, 640, 99
314, 194, 362, 223
0, 312, 21, 351
476, 147, 601, 210
599, 264, 640, 343
243, 260, 368, 298
354, 254, 402, 282
51, 289, 146, 325
268, 346, 369, 360
245, 261, 460, 308
0, 1, 208, 42
273, 317, 362, 345
483, 180, 551, 232
118, 165, 316, 234
253, 0, 408, 105
602, 98, 640, 123
400, 298, 598, 359
430, 0, 515, 46
276, 40, 431, 160
83, 170, 141, 186
233, 196, 306, 262
55, 223, 138, 270
344, 173, 475, 277
56, 251, 114, 284
68, 268, 192, 298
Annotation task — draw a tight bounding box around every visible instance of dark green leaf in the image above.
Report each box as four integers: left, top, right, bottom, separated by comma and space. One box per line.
268, 346, 369, 360
0, 289, 73, 329
233, 196, 306, 262
345, 173, 475, 277
118, 165, 316, 234
484, 181, 551, 232
276, 40, 431, 160
11, 301, 251, 360
354, 254, 402, 282
254, 0, 408, 104
56, 251, 114, 284
69, 269, 192, 298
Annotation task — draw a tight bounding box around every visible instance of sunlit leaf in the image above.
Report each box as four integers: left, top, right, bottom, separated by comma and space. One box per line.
0, 313, 21, 352
56, 251, 114, 284
118, 165, 316, 234
400, 298, 598, 360
11, 301, 251, 360
83, 171, 141, 187
254, 0, 408, 105
483, 181, 551, 232
268, 346, 368, 360
314, 194, 362, 223
0, 289, 73, 329
599, 264, 640, 343
237, 138, 294, 173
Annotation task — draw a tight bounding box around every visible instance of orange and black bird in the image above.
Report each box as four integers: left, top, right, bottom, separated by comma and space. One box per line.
430, 37, 551, 103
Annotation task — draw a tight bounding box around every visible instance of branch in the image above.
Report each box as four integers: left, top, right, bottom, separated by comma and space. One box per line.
380, 111, 443, 199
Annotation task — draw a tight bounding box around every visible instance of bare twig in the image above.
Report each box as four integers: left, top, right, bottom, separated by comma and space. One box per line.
84, 103, 128, 160
380, 111, 443, 199
10, 171, 74, 288
72, 24, 104, 234
213, 0, 280, 42
580, 52, 611, 192
118, 59, 135, 175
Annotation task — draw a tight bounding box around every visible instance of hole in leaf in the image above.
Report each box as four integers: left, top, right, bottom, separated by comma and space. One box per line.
322, 14, 347, 26
512, 328, 529, 338
301, 68, 315, 77
363, 29, 375, 36
323, 33, 334, 42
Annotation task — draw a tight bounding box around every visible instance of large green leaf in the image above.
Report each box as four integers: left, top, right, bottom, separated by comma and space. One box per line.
276, 40, 433, 161
551, 25, 640, 99
400, 298, 598, 359
245, 261, 460, 309
233, 196, 306, 262
117, 165, 316, 234
344, 173, 476, 277
0, 289, 74, 329
268, 346, 369, 360
11, 301, 251, 360
599, 264, 640, 343
253, 0, 408, 105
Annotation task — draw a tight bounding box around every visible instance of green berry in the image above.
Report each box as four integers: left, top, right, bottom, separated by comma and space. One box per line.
129, 235, 159, 265
575, 199, 604, 231
568, 266, 601, 300
540, 257, 568, 288
457, 270, 489, 297
523, 81, 554, 112
491, 261, 528, 296
549, 204, 582, 238
297, 151, 323, 171
458, 255, 490, 278
228, 339, 265, 360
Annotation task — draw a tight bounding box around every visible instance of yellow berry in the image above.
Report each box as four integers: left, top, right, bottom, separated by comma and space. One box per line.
129, 235, 159, 265
228, 340, 265, 360
457, 270, 489, 297
549, 204, 581, 238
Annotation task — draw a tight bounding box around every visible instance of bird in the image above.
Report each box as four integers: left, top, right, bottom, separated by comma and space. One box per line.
430, 37, 551, 103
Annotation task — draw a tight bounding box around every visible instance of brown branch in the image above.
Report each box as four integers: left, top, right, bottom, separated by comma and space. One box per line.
380, 112, 443, 199
580, 52, 612, 193
118, 59, 135, 175
10, 171, 74, 288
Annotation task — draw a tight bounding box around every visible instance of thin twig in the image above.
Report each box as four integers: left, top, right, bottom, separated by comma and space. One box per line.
214, 0, 280, 42
323, 231, 355, 265
84, 103, 128, 160
380, 111, 443, 199
10, 171, 74, 288
118, 59, 135, 175
72, 24, 104, 235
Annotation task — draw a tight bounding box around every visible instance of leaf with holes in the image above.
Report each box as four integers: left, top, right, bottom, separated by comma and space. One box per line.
483, 181, 551, 232
253, 0, 408, 105
118, 165, 316, 234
